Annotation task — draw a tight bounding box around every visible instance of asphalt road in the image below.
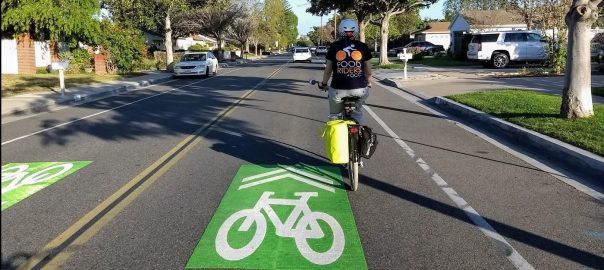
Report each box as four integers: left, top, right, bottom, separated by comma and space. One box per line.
1, 55, 603, 270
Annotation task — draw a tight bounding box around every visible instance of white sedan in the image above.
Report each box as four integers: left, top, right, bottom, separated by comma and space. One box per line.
174, 51, 219, 77
293, 47, 312, 63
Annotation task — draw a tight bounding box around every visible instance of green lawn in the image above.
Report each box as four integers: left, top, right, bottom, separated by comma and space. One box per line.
1, 73, 145, 97
447, 89, 604, 156
593, 87, 604, 97
370, 58, 407, 69
410, 56, 479, 67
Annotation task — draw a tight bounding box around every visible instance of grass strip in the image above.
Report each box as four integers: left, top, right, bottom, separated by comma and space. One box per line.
447, 89, 604, 156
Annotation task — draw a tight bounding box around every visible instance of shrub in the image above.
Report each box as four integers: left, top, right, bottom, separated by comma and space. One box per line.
100, 22, 146, 73
58, 48, 92, 74
189, 44, 211, 51
136, 58, 158, 71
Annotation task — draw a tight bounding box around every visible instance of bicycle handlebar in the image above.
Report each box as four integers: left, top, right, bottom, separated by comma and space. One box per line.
309, 79, 328, 91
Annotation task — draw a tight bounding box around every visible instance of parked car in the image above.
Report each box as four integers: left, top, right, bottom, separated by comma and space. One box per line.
173, 51, 219, 77
293, 47, 312, 63
467, 30, 549, 68
403, 41, 445, 56
387, 47, 405, 56
315, 46, 328, 55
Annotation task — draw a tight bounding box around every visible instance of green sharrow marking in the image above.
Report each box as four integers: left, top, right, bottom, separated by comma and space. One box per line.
1, 161, 92, 211
186, 165, 367, 269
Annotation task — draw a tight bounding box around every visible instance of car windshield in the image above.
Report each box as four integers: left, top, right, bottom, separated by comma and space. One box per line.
181, 54, 206, 62
296, 49, 309, 53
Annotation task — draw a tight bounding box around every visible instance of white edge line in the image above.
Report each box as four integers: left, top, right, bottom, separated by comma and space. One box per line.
1, 68, 243, 146
363, 104, 535, 270
375, 81, 604, 203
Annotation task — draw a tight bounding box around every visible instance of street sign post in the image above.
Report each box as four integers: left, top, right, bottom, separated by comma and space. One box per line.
398, 48, 413, 80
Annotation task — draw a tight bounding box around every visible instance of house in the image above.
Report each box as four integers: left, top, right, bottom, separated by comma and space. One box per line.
410, 22, 451, 50
175, 35, 218, 51
143, 29, 218, 51
1, 33, 66, 74
449, 10, 527, 56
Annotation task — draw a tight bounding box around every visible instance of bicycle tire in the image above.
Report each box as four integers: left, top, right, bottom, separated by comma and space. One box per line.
348, 161, 358, 191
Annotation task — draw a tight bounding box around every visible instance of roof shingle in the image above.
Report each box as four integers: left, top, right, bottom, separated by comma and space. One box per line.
460, 10, 525, 26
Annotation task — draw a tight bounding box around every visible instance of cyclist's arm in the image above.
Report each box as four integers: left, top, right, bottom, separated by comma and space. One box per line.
322, 60, 333, 85
364, 60, 372, 87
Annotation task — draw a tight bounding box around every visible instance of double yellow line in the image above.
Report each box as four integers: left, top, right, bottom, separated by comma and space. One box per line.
19, 65, 286, 270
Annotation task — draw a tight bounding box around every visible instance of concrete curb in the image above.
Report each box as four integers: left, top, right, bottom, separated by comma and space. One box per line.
1, 74, 174, 118
434, 96, 604, 179
378, 77, 604, 179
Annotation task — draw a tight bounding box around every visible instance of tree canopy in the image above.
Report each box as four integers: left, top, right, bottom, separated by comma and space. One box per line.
1, 0, 101, 45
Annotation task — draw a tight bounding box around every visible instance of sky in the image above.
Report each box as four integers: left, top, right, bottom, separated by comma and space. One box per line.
289, 0, 446, 36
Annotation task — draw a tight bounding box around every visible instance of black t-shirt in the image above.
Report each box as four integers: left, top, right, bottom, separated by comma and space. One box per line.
325, 39, 372, 89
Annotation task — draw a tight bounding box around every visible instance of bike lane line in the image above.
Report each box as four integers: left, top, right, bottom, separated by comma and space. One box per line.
363, 105, 535, 270
1, 161, 92, 211
17, 65, 287, 270
186, 165, 367, 269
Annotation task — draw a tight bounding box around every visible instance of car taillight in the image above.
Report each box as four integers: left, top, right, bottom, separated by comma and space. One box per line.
350, 127, 359, 134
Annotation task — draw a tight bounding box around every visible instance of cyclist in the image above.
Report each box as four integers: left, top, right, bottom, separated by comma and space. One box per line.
318, 19, 373, 124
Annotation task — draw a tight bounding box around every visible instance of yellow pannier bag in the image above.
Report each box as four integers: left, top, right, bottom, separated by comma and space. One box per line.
322, 120, 355, 164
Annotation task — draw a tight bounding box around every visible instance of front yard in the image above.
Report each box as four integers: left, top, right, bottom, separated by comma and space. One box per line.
1, 73, 145, 97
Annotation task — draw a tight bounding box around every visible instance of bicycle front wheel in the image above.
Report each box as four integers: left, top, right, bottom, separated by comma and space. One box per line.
348, 161, 358, 191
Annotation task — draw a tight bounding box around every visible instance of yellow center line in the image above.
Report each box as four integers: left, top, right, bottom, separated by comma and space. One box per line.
19, 63, 287, 270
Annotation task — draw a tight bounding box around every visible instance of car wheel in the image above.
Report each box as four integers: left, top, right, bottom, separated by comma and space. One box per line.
491, 53, 509, 69
427, 49, 434, 56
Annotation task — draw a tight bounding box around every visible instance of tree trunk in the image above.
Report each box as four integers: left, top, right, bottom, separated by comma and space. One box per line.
254, 41, 258, 55
560, 0, 600, 118
374, 39, 378, 52
165, 13, 174, 72
359, 19, 367, 43
379, 12, 392, 65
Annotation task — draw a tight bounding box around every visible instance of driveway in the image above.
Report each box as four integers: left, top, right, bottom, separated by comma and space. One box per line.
381, 66, 604, 103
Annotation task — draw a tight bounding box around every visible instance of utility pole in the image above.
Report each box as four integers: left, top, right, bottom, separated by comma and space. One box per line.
319, 15, 323, 46
334, 11, 337, 40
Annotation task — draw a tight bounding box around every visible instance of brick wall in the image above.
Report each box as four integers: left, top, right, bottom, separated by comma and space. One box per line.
16, 33, 36, 74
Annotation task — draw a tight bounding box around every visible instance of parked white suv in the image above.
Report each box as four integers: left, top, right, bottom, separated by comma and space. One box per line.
467, 31, 548, 68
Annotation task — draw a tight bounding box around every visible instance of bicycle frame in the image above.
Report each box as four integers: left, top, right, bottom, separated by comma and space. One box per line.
239, 191, 325, 239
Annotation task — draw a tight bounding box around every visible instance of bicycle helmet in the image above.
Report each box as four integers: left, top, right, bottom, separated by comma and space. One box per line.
338, 19, 359, 38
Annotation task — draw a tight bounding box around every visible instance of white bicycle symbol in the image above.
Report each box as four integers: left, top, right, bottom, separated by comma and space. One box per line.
215, 191, 345, 265
1, 163, 73, 194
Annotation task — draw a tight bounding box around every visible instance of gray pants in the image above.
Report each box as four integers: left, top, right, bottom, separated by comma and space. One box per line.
328, 87, 369, 124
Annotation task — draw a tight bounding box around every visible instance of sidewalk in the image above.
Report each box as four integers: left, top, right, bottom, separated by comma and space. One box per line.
373, 68, 604, 181
373, 68, 604, 103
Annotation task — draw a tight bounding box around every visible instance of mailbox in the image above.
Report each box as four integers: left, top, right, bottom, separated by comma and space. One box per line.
50, 61, 70, 71
398, 53, 413, 61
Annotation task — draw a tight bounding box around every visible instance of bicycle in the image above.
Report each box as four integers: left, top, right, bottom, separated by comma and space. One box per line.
309, 80, 362, 191
215, 191, 344, 265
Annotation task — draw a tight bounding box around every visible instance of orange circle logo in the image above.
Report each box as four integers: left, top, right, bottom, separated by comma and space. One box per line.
351, 51, 363, 61
335, 51, 346, 61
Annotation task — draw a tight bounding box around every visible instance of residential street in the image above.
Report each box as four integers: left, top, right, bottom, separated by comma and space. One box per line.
1, 55, 603, 269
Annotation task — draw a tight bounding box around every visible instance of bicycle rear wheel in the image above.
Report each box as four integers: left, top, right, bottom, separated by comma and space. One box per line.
348, 161, 358, 191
